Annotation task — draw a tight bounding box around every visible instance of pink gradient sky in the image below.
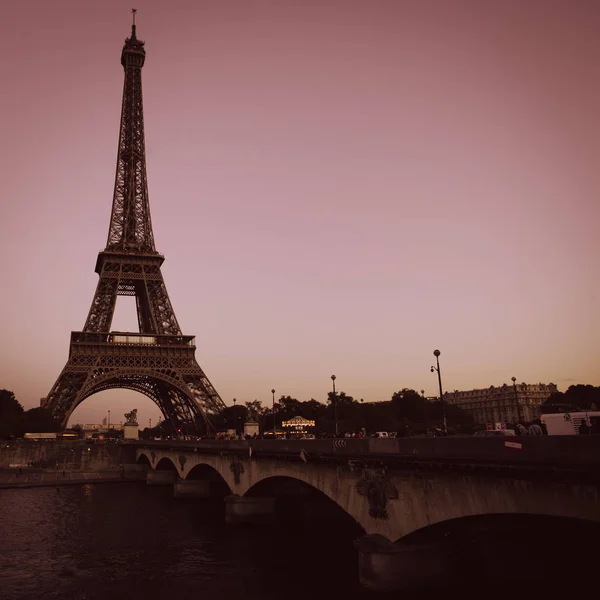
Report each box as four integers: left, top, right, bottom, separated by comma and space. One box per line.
1, 0, 598, 427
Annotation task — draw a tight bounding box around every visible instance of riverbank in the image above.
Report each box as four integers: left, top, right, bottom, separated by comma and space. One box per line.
0, 469, 145, 489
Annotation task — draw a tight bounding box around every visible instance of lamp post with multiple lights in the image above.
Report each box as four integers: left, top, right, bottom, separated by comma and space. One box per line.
430, 349, 448, 434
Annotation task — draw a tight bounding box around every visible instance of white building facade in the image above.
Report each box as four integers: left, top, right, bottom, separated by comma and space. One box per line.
444, 382, 557, 425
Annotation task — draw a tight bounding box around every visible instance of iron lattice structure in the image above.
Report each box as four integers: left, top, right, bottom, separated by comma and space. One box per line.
43, 21, 226, 433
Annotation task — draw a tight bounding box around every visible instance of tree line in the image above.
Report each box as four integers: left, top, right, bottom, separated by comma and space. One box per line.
213, 388, 476, 436
543, 385, 600, 411
0, 389, 61, 438
4, 384, 598, 440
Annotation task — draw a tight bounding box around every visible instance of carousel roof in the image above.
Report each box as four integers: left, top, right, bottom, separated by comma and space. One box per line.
282, 415, 316, 427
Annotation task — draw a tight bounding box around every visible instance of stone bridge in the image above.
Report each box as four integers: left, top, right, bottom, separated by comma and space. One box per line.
134, 437, 600, 590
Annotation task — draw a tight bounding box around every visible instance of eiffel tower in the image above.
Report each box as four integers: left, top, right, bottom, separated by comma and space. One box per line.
43, 14, 226, 433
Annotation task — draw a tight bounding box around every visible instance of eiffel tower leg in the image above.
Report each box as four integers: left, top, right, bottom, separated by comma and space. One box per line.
185, 374, 227, 417
84, 277, 118, 333
145, 278, 181, 336
43, 364, 89, 427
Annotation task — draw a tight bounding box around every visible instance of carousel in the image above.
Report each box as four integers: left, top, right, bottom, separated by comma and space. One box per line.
282, 415, 316, 438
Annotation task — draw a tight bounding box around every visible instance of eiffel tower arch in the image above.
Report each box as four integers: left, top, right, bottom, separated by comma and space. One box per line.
43, 15, 226, 433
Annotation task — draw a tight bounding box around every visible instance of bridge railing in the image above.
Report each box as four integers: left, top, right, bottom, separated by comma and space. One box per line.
131, 436, 600, 468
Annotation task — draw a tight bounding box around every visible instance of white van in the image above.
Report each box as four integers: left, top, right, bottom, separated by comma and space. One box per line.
541, 411, 600, 435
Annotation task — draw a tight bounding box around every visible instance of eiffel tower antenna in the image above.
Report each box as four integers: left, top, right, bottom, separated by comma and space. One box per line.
42, 17, 226, 433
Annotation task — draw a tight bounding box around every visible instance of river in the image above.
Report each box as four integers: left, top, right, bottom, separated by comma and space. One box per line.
0, 482, 596, 599
0, 482, 372, 600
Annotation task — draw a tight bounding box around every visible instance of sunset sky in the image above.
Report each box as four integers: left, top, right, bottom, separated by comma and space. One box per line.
0, 0, 598, 428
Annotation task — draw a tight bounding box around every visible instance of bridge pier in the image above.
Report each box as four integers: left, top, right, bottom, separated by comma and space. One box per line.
354, 534, 450, 593
173, 479, 212, 499
225, 495, 276, 524
147, 470, 178, 486
124, 464, 149, 478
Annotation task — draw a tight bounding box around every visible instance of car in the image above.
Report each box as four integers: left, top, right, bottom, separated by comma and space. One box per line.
473, 429, 516, 437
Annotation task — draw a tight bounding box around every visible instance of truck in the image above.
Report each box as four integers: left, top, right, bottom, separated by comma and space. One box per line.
541, 411, 600, 435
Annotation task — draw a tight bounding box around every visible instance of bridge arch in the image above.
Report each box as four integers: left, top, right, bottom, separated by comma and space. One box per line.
155, 456, 178, 471
186, 463, 232, 496
244, 475, 365, 533
398, 512, 600, 545
136, 454, 151, 467
377, 513, 600, 584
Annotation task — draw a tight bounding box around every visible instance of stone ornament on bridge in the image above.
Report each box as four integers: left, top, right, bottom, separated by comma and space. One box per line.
178, 455, 187, 472
356, 469, 398, 520
124, 409, 138, 425
230, 459, 245, 484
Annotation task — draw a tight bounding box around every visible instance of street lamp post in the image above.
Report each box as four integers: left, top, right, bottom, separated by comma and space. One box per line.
331, 375, 338, 437
271, 389, 276, 438
108, 410, 111, 429
511, 377, 521, 423
430, 349, 448, 434
232, 398, 241, 436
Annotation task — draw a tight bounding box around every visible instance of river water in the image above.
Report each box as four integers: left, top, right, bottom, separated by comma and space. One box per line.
0, 482, 596, 599
0, 483, 370, 600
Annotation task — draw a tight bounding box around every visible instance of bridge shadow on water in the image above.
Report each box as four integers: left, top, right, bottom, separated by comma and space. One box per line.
171, 475, 600, 597
397, 513, 600, 595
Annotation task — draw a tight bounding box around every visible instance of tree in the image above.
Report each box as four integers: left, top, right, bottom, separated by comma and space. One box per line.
326, 391, 360, 433
215, 405, 249, 434
105, 427, 123, 439
544, 391, 566, 405
245, 400, 267, 422
543, 385, 600, 411
277, 395, 303, 417
563, 385, 600, 410
391, 388, 428, 424
68, 424, 83, 439
0, 389, 24, 438
23, 407, 61, 433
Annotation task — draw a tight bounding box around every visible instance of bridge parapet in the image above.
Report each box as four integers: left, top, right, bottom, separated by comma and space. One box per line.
131, 436, 600, 470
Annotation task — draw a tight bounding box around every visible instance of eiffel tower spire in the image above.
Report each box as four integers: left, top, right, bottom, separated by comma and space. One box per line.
83, 12, 177, 335
42, 16, 226, 433
107, 8, 155, 254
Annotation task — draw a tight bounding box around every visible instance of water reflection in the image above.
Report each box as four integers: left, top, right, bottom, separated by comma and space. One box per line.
0, 483, 597, 599
0, 484, 368, 600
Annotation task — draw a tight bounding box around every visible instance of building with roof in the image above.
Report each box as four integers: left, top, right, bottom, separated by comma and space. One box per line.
444, 382, 557, 425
